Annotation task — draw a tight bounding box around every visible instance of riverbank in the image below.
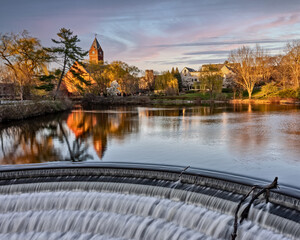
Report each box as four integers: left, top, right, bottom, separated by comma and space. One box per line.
230, 98, 300, 105
81, 95, 300, 107
81, 95, 230, 106
81, 95, 152, 106
0, 99, 73, 123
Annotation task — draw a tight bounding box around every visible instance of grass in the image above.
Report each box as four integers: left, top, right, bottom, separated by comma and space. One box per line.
151, 91, 233, 101
252, 88, 299, 100
181, 92, 210, 99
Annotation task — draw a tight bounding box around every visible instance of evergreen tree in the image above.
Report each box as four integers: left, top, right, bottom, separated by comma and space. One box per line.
47, 28, 88, 98
171, 67, 175, 74
174, 67, 182, 92
36, 69, 61, 92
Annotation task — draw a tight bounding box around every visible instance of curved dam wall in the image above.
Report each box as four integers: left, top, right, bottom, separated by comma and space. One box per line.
0, 163, 299, 240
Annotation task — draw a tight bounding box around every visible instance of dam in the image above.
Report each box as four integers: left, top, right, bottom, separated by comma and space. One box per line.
0, 162, 299, 240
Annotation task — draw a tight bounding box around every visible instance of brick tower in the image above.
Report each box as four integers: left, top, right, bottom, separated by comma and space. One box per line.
89, 37, 104, 63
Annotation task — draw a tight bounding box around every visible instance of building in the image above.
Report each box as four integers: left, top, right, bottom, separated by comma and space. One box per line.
181, 64, 237, 90
62, 37, 104, 94
219, 64, 237, 88
180, 67, 201, 90
89, 37, 104, 63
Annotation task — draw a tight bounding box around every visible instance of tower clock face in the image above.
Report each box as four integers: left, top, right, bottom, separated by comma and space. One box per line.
92, 51, 95, 54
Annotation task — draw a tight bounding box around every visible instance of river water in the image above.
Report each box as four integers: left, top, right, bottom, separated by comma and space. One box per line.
0, 104, 299, 188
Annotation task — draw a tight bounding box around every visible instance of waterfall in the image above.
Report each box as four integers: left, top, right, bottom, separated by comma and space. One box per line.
0, 164, 299, 240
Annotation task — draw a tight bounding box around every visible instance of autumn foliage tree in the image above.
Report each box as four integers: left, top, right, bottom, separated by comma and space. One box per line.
0, 31, 51, 100
85, 62, 109, 95
199, 65, 223, 99
104, 61, 140, 95
155, 71, 179, 95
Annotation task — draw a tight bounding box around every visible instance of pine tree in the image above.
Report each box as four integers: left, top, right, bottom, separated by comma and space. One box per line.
171, 67, 175, 74
47, 28, 88, 98
174, 67, 182, 92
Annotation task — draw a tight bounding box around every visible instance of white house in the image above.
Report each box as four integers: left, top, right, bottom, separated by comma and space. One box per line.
181, 64, 237, 90
180, 67, 200, 90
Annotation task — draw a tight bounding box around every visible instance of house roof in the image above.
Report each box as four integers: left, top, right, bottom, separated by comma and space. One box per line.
222, 63, 240, 73
184, 67, 196, 72
201, 64, 224, 71
90, 37, 102, 51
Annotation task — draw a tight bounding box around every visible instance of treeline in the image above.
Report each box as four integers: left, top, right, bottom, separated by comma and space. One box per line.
0, 30, 52, 100
0, 28, 87, 100
228, 43, 300, 99
1, 28, 300, 101
85, 61, 140, 96
0, 28, 140, 99
154, 68, 181, 95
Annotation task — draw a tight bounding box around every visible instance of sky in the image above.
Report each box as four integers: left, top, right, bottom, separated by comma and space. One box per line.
1, 0, 300, 72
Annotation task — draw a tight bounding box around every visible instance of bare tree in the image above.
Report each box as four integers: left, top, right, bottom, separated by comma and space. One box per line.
229, 45, 267, 99
255, 46, 274, 84
271, 54, 291, 89
284, 40, 300, 89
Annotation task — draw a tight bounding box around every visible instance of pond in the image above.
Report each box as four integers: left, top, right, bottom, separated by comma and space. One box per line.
0, 103, 299, 188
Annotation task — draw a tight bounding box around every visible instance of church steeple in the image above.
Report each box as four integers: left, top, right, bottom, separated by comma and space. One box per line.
89, 37, 104, 63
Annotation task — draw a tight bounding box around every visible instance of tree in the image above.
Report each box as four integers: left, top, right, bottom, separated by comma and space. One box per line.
0, 31, 50, 100
0, 64, 14, 83
144, 69, 155, 91
284, 40, 300, 89
155, 71, 178, 95
229, 45, 266, 99
47, 28, 88, 98
35, 69, 61, 92
255, 46, 274, 85
104, 61, 140, 95
85, 62, 109, 95
199, 65, 223, 99
174, 67, 182, 92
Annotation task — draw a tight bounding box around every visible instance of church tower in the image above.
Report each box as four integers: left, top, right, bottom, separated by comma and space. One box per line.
89, 37, 104, 63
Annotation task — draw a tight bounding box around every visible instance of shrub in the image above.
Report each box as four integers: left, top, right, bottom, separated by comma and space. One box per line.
165, 87, 178, 96
222, 88, 233, 93
296, 88, 300, 99
275, 89, 297, 98
185, 90, 196, 94
260, 83, 278, 97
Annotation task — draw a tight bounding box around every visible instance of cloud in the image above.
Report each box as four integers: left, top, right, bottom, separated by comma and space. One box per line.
184, 50, 231, 56
146, 58, 228, 66
152, 39, 287, 48
1, 0, 300, 71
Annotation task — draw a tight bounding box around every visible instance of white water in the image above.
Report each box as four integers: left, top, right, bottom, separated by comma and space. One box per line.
0, 181, 298, 240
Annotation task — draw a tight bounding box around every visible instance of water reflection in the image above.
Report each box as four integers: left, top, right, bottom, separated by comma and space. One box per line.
0, 114, 63, 164
66, 108, 139, 159
0, 107, 140, 164
0, 104, 299, 180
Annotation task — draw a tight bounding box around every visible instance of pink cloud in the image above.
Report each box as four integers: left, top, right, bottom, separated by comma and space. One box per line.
245, 13, 300, 35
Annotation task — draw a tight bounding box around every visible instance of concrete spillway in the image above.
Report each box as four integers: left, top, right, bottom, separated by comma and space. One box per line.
0, 163, 299, 240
